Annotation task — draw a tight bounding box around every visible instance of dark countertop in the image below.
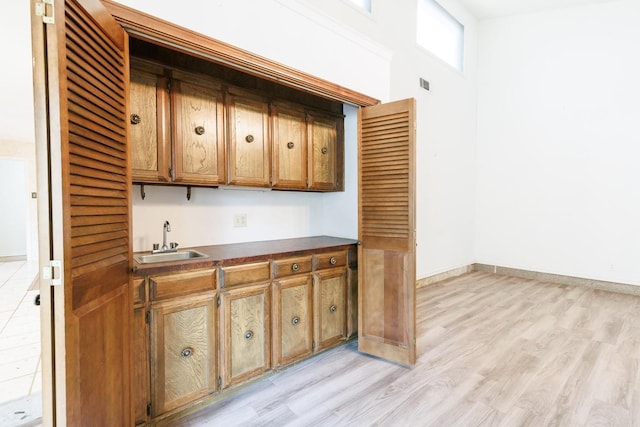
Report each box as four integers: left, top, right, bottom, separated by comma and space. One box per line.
133, 235, 359, 276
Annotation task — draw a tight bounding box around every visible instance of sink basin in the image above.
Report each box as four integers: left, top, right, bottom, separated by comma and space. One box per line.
134, 250, 208, 264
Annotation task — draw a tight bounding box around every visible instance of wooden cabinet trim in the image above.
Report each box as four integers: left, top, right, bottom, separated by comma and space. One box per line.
103, 0, 379, 107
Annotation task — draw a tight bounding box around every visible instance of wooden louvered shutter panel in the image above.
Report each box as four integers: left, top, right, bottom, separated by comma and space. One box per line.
358, 98, 416, 366
42, 0, 132, 424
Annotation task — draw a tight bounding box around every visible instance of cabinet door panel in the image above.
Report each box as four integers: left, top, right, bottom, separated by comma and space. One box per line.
315, 268, 347, 350
221, 283, 270, 387
151, 296, 216, 417
227, 88, 270, 187
308, 111, 343, 191
273, 276, 313, 367
172, 75, 225, 184
133, 308, 149, 425
130, 62, 170, 182
272, 102, 307, 189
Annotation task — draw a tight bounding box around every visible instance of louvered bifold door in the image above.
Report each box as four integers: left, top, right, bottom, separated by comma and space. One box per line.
358, 98, 416, 366
36, 0, 132, 424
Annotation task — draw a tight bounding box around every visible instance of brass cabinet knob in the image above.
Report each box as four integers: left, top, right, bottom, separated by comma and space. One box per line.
321, 147, 328, 154
195, 126, 205, 135
329, 304, 337, 313
287, 141, 294, 149
130, 114, 141, 125
291, 316, 300, 325
245, 135, 254, 143
244, 330, 254, 340
180, 347, 194, 358
291, 263, 299, 272
329, 257, 336, 265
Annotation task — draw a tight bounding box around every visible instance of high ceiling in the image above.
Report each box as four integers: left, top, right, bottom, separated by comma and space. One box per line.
456, 0, 622, 19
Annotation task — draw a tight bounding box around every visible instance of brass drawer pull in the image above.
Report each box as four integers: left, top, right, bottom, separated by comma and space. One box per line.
195, 126, 205, 135
180, 347, 194, 358
321, 147, 328, 154
130, 113, 141, 125
329, 257, 336, 265
291, 316, 300, 325
245, 134, 254, 143
244, 330, 254, 340
329, 304, 337, 313
291, 263, 299, 272
287, 141, 294, 149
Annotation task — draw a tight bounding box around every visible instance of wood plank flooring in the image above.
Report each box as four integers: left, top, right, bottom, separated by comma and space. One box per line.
173, 272, 640, 426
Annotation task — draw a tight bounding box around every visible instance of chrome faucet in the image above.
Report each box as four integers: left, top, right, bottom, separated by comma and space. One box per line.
152, 221, 178, 253
162, 221, 171, 251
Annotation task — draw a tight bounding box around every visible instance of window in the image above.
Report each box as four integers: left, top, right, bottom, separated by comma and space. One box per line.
417, 0, 464, 71
346, 0, 372, 13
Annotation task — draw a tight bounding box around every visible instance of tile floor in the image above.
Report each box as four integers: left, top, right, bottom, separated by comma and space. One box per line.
0, 260, 42, 426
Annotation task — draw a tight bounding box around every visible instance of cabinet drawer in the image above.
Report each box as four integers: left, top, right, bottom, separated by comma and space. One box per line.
314, 250, 347, 270
150, 269, 217, 301
273, 256, 312, 278
222, 261, 271, 287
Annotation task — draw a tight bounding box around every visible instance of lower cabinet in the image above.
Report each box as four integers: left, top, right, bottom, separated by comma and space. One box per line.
219, 282, 271, 388
135, 244, 356, 423
314, 267, 348, 351
133, 307, 150, 426
150, 295, 217, 417
272, 275, 314, 367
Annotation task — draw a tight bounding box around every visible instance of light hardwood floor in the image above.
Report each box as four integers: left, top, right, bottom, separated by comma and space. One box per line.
173, 272, 640, 426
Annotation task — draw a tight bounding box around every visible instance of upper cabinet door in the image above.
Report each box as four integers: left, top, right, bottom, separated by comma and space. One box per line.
129, 60, 171, 182
31, 0, 132, 424
358, 98, 417, 367
271, 101, 307, 190
171, 71, 226, 185
226, 87, 271, 187
307, 111, 344, 191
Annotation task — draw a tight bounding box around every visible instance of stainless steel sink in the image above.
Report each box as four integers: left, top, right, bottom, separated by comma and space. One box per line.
134, 250, 208, 264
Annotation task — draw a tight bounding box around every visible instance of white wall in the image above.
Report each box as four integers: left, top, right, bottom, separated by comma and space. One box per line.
0, 1, 38, 261
476, 0, 640, 285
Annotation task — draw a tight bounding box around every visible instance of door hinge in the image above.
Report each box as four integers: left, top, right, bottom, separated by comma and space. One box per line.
35, 0, 55, 24
145, 311, 150, 324
312, 340, 316, 350
216, 296, 221, 307
42, 260, 62, 287
146, 403, 151, 416
217, 376, 222, 389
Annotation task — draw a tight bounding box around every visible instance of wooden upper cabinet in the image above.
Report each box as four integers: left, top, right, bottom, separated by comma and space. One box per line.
308, 110, 344, 191
129, 61, 225, 185
171, 70, 226, 185
130, 60, 170, 182
226, 86, 271, 187
271, 101, 307, 190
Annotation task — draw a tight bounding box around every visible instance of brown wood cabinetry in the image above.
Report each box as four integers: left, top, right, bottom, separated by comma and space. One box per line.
272, 273, 314, 367
129, 60, 225, 185
226, 86, 271, 187
133, 240, 356, 422
308, 110, 344, 191
271, 101, 308, 190
171, 71, 226, 185
130, 60, 170, 183
129, 58, 344, 192
150, 295, 217, 417
133, 307, 150, 425
314, 267, 348, 351
220, 282, 271, 388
